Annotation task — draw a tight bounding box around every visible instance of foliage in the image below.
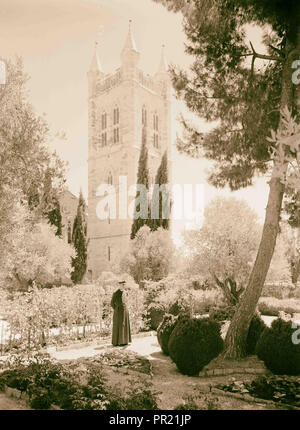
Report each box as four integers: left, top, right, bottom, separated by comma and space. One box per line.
0, 279, 144, 353
0, 58, 66, 290
145, 304, 166, 330
267, 228, 293, 283
256, 318, 300, 375
144, 276, 224, 315
41, 168, 62, 237
245, 314, 267, 355
183, 197, 260, 289
168, 317, 224, 376
157, 313, 179, 355
217, 374, 300, 407
122, 226, 174, 285
108, 377, 160, 410
0, 353, 158, 410
258, 297, 300, 317
153, 0, 300, 360
174, 393, 220, 410
0, 205, 75, 291
99, 349, 152, 375
150, 151, 170, 231
143, 276, 224, 329
261, 283, 293, 300
248, 375, 300, 407
131, 127, 150, 239
209, 305, 236, 322
71, 190, 88, 284
152, 0, 292, 188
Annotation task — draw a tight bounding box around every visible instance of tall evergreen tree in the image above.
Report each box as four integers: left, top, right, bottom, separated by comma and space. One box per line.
154, 0, 300, 358
46, 198, 62, 237
40, 168, 63, 236
71, 190, 88, 283
131, 127, 150, 239
151, 151, 170, 231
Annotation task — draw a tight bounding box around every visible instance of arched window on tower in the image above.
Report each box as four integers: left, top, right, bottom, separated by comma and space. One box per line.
107, 171, 113, 185
142, 106, 147, 126
153, 112, 159, 149
113, 106, 120, 144
101, 111, 107, 147
101, 112, 107, 130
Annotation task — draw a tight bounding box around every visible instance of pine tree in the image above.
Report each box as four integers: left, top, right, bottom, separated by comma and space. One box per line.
71, 190, 88, 283
131, 127, 150, 239
151, 151, 170, 231
154, 0, 300, 358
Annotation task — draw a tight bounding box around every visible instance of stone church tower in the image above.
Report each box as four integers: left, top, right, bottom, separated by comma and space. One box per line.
87, 21, 172, 279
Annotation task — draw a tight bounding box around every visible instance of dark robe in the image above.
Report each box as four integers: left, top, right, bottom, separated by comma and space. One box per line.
111, 289, 131, 346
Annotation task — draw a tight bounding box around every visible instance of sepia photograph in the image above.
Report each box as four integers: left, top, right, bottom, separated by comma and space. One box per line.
0, 0, 299, 417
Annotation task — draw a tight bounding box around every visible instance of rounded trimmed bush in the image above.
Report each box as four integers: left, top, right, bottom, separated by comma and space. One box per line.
256, 318, 300, 375
246, 314, 267, 355
157, 313, 190, 355
168, 317, 224, 376
147, 304, 166, 330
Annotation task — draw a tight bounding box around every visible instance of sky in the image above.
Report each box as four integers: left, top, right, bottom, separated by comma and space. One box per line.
0, 0, 270, 240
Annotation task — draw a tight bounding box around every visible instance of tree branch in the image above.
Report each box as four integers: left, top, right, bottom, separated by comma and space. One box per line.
249, 41, 283, 62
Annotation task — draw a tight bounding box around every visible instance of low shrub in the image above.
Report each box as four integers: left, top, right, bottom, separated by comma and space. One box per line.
0, 351, 159, 410
262, 284, 292, 300
107, 377, 159, 410
145, 304, 166, 330
168, 317, 224, 376
216, 375, 300, 407
258, 297, 300, 317
30, 393, 52, 410
256, 318, 300, 375
248, 375, 300, 406
245, 314, 267, 355
143, 277, 224, 324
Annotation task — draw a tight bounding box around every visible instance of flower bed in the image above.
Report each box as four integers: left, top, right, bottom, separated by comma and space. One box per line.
215, 375, 300, 408
0, 351, 158, 410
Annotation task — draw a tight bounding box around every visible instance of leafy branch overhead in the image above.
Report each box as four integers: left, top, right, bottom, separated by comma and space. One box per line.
267, 106, 300, 191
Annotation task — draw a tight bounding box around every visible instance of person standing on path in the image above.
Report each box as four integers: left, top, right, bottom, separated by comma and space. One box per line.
111, 281, 132, 346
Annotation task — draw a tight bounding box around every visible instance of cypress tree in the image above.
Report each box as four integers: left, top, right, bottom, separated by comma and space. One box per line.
151, 151, 170, 231
71, 189, 88, 283
130, 127, 150, 239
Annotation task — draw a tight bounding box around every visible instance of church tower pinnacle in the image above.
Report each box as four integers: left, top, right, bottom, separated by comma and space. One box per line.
89, 41, 103, 73
121, 20, 140, 70
157, 44, 168, 74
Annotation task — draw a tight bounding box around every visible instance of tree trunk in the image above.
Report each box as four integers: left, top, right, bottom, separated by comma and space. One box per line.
292, 256, 300, 285
223, 27, 300, 359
